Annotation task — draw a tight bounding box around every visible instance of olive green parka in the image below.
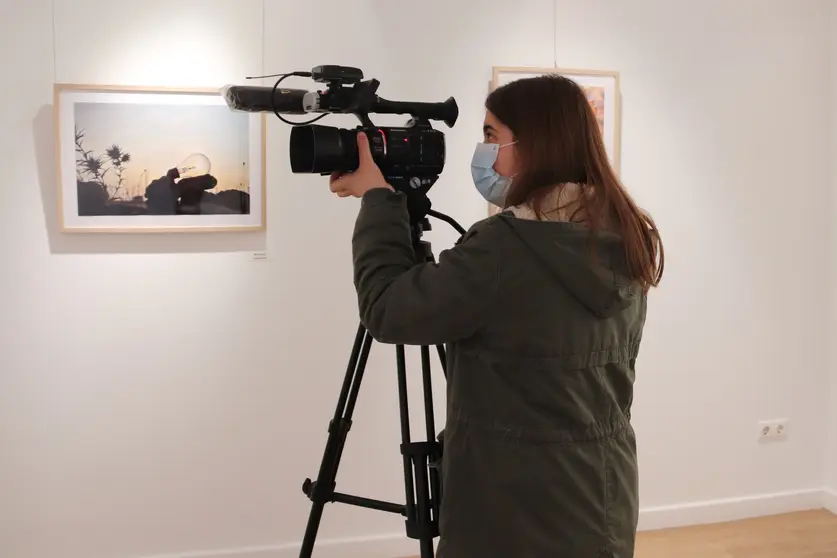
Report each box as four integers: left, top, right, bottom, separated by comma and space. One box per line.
352, 188, 646, 558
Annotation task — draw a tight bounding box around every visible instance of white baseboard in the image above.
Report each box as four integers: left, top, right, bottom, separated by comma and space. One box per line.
144, 489, 833, 558
824, 487, 837, 514
637, 488, 826, 531
142, 533, 418, 558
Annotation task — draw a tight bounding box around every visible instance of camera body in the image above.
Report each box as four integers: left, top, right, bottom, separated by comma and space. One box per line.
289, 121, 446, 180
289, 66, 456, 181
222, 65, 459, 212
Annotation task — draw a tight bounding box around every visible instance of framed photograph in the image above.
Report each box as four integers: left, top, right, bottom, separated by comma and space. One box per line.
488, 66, 622, 215
54, 84, 267, 233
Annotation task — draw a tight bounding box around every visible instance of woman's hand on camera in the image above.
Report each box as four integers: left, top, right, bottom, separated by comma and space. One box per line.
329, 132, 393, 198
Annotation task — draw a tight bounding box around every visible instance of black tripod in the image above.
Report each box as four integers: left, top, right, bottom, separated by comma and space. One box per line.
299, 205, 460, 558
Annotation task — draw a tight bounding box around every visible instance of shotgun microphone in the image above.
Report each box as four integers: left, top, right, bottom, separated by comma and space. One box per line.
221, 84, 310, 115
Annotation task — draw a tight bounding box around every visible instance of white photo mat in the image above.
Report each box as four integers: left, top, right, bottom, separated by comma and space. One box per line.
55, 84, 267, 233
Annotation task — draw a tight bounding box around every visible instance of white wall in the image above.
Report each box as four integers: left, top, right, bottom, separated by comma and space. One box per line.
1, 1, 833, 557
555, 1, 832, 527
828, 0, 837, 512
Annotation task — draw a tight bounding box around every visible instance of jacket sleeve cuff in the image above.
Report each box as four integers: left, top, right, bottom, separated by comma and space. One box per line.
361, 186, 402, 206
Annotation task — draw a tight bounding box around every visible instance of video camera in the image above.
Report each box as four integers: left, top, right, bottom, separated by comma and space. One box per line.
221, 65, 459, 220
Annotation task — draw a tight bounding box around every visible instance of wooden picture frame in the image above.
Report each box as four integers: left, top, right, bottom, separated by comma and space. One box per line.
54, 83, 267, 233
487, 66, 622, 216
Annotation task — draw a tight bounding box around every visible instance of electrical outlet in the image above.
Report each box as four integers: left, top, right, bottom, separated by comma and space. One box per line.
758, 419, 789, 443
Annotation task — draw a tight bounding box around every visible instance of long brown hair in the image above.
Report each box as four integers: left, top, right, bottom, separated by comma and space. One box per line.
485, 74, 664, 292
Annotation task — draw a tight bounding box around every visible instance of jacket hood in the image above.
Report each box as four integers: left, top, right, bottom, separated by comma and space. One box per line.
494, 213, 641, 318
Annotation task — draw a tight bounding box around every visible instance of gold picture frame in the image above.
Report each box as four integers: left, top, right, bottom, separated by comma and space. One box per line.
487, 66, 622, 216
54, 83, 267, 233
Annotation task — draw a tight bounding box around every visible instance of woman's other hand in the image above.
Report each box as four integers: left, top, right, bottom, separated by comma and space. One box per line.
329, 132, 393, 198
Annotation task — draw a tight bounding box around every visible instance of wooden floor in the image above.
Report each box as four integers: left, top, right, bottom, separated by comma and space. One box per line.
635, 509, 837, 558
407, 509, 837, 557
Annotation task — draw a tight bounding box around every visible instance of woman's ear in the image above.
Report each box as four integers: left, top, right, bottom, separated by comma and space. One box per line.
510, 144, 521, 175
498, 143, 519, 178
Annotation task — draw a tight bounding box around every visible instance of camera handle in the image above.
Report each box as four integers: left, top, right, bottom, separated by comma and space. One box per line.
298, 210, 447, 558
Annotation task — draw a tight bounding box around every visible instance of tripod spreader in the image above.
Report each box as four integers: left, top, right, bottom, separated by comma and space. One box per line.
302, 477, 406, 515
300, 437, 443, 522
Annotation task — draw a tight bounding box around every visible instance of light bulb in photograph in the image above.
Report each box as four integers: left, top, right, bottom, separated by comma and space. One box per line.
175, 153, 211, 179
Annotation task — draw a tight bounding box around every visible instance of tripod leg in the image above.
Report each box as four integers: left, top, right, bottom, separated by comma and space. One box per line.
421, 347, 438, 442
397, 345, 441, 558
396, 345, 418, 524
421, 346, 443, 535
435, 345, 447, 378
299, 323, 373, 558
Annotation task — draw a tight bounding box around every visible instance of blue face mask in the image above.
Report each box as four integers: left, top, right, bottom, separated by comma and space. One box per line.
470, 141, 516, 206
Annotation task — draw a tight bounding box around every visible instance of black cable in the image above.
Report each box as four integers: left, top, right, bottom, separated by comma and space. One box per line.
245, 71, 327, 126
272, 72, 327, 126
427, 209, 466, 236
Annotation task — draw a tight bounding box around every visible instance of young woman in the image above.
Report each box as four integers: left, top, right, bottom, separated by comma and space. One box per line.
329, 74, 664, 558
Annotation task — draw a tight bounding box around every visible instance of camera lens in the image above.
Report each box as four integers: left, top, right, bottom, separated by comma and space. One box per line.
290, 125, 357, 174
